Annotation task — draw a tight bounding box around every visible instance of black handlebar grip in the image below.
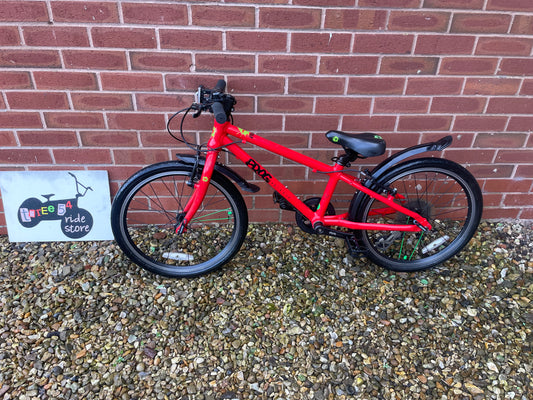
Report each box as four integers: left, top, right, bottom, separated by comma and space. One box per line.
214, 79, 226, 93
212, 101, 227, 124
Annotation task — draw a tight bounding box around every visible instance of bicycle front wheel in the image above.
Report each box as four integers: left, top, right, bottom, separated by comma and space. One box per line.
352, 158, 482, 272
111, 162, 248, 278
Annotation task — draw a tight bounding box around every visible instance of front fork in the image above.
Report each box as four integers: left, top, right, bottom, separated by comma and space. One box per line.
175, 125, 226, 233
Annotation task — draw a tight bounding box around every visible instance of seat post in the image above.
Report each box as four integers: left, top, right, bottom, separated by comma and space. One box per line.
336, 149, 359, 166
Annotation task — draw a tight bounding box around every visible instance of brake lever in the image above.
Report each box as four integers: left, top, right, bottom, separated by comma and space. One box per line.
191, 104, 202, 118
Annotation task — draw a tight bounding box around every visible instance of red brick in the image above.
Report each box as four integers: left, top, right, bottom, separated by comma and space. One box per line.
44, 112, 105, 129
139, 131, 180, 147
315, 98, 372, 115
17, 131, 78, 147
406, 77, 462, 95
374, 97, 430, 114
7, 92, 69, 110
348, 77, 405, 95
431, 97, 486, 114
468, 164, 513, 178
228, 76, 285, 94
71, 93, 133, 111
481, 193, 504, 207
0, 97, 4, 109
487, 98, 533, 114
507, 116, 533, 132
354, 34, 414, 54
487, 0, 533, 11
292, 33, 351, 53
136, 94, 190, 111
160, 30, 222, 50
342, 116, 397, 132
0, 112, 42, 128
499, 58, 533, 77
0, 50, 60, 68
0, 1, 48, 22
80, 131, 139, 147
257, 97, 313, 113
130, 52, 192, 72
122, 2, 187, 25
464, 78, 520, 95
107, 113, 166, 130
519, 208, 533, 219
388, 11, 450, 32
52, 1, 118, 23
165, 75, 224, 92
0, 72, 31, 89
360, 0, 420, 6
293, 0, 354, 5
113, 149, 170, 165
511, 15, 533, 35
231, 114, 283, 132
415, 35, 475, 55
197, 54, 254, 73
476, 37, 532, 56
34, 71, 97, 90
516, 165, 533, 178
260, 55, 316, 74
63, 50, 127, 70
289, 77, 345, 94
91, 27, 156, 49
0, 26, 20, 45
193, 5, 255, 27
440, 57, 498, 75
474, 133, 527, 148
100, 72, 163, 92
320, 56, 378, 75
324, 9, 387, 30
0, 149, 52, 164
521, 80, 533, 95
0, 132, 17, 146
496, 150, 533, 163
398, 116, 452, 131
423, 0, 485, 8
260, 7, 321, 29
453, 116, 508, 132
53, 149, 112, 165
504, 194, 533, 207
450, 13, 511, 34
446, 149, 496, 164
23, 27, 89, 47
482, 207, 519, 219
283, 115, 338, 132
483, 178, 532, 193
228, 32, 287, 52
380, 57, 438, 75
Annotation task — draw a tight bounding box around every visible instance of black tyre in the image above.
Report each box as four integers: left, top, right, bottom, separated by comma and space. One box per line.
352, 158, 482, 272
110, 162, 248, 278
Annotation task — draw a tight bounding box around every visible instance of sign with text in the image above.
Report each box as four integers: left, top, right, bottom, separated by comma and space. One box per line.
0, 171, 113, 242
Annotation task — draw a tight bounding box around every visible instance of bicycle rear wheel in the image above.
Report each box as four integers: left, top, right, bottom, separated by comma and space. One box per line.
352, 158, 482, 272
111, 161, 248, 278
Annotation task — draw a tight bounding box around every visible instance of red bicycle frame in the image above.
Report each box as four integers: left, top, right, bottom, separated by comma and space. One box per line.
180, 120, 432, 233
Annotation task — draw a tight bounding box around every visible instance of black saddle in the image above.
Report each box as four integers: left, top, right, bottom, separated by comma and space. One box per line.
325, 131, 386, 158
41, 194, 55, 201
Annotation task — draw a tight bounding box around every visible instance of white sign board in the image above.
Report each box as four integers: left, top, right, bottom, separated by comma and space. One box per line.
0, 171, 113, 242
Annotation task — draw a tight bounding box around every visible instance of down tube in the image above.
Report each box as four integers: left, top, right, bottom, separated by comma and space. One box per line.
223, 140, 316, 221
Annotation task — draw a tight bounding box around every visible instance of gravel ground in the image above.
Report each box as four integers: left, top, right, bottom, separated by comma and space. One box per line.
0, 220, 532, 400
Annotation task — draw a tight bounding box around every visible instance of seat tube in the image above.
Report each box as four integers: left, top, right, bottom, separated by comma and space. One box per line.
318, 164, 343, 217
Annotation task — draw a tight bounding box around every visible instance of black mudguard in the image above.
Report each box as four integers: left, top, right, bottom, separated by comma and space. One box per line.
176, 154, 260, 193
349, 135, 453, 217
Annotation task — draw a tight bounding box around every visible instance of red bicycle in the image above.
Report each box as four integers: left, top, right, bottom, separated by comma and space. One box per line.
111, 80, 482, 278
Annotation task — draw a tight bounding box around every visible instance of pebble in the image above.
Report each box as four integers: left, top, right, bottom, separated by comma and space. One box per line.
0, 220, 531, 399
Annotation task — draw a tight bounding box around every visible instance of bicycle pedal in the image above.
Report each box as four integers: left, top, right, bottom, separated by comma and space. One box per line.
345, 236, 367, 258
273, 191, 295, 211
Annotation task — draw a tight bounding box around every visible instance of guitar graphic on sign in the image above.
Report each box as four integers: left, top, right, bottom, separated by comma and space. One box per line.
17, 172, 94, 239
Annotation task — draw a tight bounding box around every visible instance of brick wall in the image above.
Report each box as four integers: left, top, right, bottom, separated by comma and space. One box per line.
1, 0, 532, 230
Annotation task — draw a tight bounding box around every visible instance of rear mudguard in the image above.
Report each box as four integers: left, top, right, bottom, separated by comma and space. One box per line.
349, 135, 453, 217
176, 154, 260, 193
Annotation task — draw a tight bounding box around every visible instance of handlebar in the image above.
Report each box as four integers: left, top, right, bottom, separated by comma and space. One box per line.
192, 80, 235, 124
